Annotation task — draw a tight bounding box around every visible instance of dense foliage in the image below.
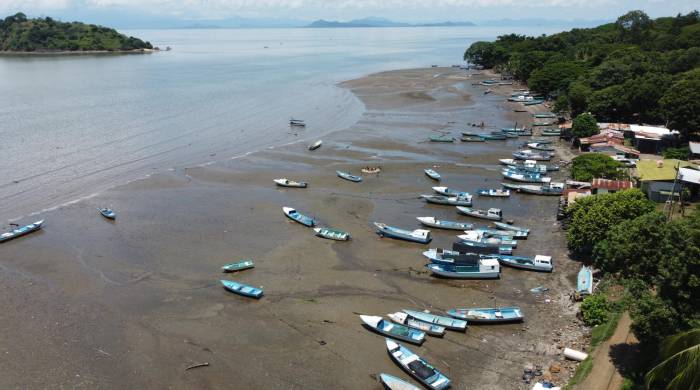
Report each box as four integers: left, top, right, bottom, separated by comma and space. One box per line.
0, 12, 152, 52
571, 113, 600, 139
580, 294, 611, 326
570, 153, 623, 182
464, 10, 700, 140
663, 147, 691, 160
645, 328, 700, 390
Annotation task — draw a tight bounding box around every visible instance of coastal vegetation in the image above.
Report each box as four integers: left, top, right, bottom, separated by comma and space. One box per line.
570, 153, 623, 182
464, 10, 700, 140
0, 12, 152, 52
571, 113, 599, 139
580, 293, 611, 326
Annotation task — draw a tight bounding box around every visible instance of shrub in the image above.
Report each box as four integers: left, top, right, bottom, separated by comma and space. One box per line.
581, 294, 611, 326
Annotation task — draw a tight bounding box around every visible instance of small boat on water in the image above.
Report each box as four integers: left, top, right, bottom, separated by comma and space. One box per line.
386, 339, 451, 390
461, 136, 485, 142
447, 307, 524, 323
456, 207, 503, 221
426, 259, 500, 279
221, 280, 263, 299
290, 118, 306, 127
502, 169, 550, 183
387, 312, 445, 337
416, 217, 472, 231
99, 208, 116, 220
274, 178, 308, 188
424, 169, 441, 181
429, 135, 455, 143
528, 142, 555, 152
432, 186, 470, 198
421, 194, 472, 206
402, 309, 467, 331
314, 227, 350, 241
379, 373, 422, 390
308, 140, 322, 150
374, 223, 431, 244
493, 254, 553, 272
577, 266, 593, 295
513, 150, 553, 161
493, 221, 530, 234
222, 259, 255, 272
0, 220, 44, 243
477, 188, 511, 197
336, 170, 362, 182
502, 182, 564, 196
282, 207, 316, 227
360, 315, 425, 345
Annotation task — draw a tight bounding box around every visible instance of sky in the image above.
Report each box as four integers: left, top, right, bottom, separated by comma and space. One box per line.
0, 0, 698, 26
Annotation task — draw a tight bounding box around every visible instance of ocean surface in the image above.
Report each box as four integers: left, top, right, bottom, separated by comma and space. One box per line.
0, 26, 566, 221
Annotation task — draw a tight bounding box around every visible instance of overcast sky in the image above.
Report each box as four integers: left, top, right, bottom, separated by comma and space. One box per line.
1, 0, 698, 23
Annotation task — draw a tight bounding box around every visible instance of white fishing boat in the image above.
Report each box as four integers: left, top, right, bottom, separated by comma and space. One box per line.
274, 178, 308, 188
416, 217, 472, 231
308, 140, 322, 150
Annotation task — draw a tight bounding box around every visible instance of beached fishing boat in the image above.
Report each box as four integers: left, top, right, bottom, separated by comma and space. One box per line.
426, 259, 500, 279
361, 166, 382, 174
480, 133, 507, 140
282, 207, 316, 227
424, 169, 441, 181
416, 217, 472, 231
499, 158, 517, 165
308, 140, 322, 150
222, 259, 255, 272
0, 220, 44, 243
423, 249, 481, 265
336, 170, 362, 182
386, 339, 451, 390
524, 99, 545, 106
501, 132, 520, 138
429, 135, 455, 143
374, 223, 431, 244
456, 207, 503, 221
220, 280, 263, 299
447, 307, 524, 323
477, 188, 511, 197
99, 208, 116, 220
577, 266, 593, 295
379, 373, 422, 390
501, 169, 550, 183
475, 227, 528, 239
387, 312, 446, 337
493, 221, 530, 234
541, 129, 561, 136
456, 241, 512, 255
461, 136, 485, 142
421, 194, 472, 206
505, 163, 547, 174
360, 315, 426, 345
432, 186, 469, 197
501, 126, 527, 132
458, 231, 517, 247
493, 254, 553, 272
314, 227, 350, 241
502, 182, 564, 196
533, 113, 556, 119
402, 309, 467, 331
513, 150, 553, 161
530, 138, 553, 144
274, 178, 308, 188
532, 121, 554, 127
527, 142, 555, 151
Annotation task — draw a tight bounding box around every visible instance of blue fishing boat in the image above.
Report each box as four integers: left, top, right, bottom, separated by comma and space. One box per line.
222, 259, 255, 272
424, 169, 441, 181
577, 266, 593, 295
282, 207, 316, 227
360, 315, 425, 345
492, 254, 553, 272
374, 223, 431, 244
432, 186, 470, 198
423, 248, 480, 265
426, 259, 500, 279
456, 207, 503, 221
513, 150, 553, 161
336, 170, 362, 182
387, 312, 445, 337
457, 240, 513, 255
501, 169, 550, 183
502, 182, 564, 196
477, 188, 510, 197
379, 373, 421, 390
0, 220, 44, 243
220, 280, 263, 299
458, 232, 517, 248
386, 339, 451, 390
447, 307, 524, 323
475, 227, 528, 239
416, 217, 472, 231
421, 194, 472, 206
493, 221, 530, 234
402, 309, 467, 331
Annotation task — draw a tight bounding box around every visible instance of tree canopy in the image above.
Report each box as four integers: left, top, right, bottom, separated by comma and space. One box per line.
570, 153, 623, 182
571, 112, 599, 139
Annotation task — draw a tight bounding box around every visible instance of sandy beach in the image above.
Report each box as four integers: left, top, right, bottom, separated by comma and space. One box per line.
0, 67, 585, 389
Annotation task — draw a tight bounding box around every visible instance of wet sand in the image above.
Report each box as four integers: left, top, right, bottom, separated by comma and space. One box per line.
0, 68, 583, 389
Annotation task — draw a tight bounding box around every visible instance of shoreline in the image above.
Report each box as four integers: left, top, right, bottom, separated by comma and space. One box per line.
0, 48, 159, 56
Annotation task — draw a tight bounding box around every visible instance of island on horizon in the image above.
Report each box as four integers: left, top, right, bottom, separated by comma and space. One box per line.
0, 12, 154, 54
306, 17, 475, 28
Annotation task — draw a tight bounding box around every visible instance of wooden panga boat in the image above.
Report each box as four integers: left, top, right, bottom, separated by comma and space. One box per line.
577, 266, 593, 295
447, 307, 524, 323
495, 254, 553, 272
432, 186, 470, 198
456, 206, 503, 221
360, 315, 425, 345
308, 140, 322, 150
274, 178, 308, 188
458, 232, 517, 248
99, 208, 116, 220
386, 339, 451, 390
429, 135, 455, 143
475, 227, 527, 239
456, 240, 512, 255
336, 170, 362, 182
282, 207, 316, 227
0, 220, 44, 243
422, 248, 481, 265
461, 136, 485, 142
426, 259, 500, 279
416, 217, 472, 231
502, 182, 564, 196
527, 142, 555, 151
402, 309, 467, 331
387, 312, 445, 337
314, 227, 350, 241
477, 188, 510, 197
513, 150, 553, 161
424, 169, 441, 181
421, 194, 472, 206
493, 221, 530, 234
220, 280, 263, 299
501, 169, 550, 183
374, 223, 432, 244
379, 373, 422, 390
222, 259, 255, 272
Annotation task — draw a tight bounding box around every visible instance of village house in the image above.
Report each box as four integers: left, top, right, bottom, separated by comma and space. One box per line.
636, 159, 698, 202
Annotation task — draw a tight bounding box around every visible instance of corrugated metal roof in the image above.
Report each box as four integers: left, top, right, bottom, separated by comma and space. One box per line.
591, 178, 634, 190
690, 142, 700, 154
679, 167, 700, 185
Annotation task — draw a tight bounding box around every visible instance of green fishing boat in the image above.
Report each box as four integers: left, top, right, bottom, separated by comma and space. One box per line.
541, 129, 561, 136
222, 259, 255, 272
429, 135, 455, 143
314, 227, 350, 241
533, 113, 556, 119
461, 136, 485, 142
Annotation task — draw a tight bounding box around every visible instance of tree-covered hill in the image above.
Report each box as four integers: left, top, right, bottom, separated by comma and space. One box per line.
464, 10, 700, 140
0, 12, 153, 52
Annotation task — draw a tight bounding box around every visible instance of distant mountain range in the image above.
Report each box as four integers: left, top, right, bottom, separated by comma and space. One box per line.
306, 17, 475, 28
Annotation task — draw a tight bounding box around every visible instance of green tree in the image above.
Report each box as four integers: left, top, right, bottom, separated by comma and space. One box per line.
645, 328, 700, 390
631, 292, 681, 345
568, 81, 591, 116
660, 70, 700, 140
528, 61, 585, 95
663, 147, 690, 160
580, 294, 611, 326
616, 10, 653, 44
571, 112, 599, 139
571, 153, 622, 182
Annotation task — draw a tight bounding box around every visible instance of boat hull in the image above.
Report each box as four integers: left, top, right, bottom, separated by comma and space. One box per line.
447, 307, 524, 323
402, 309, 467, 331
426, 264, 500, 279
0, 220, 44, 243
221, 280, 263, 299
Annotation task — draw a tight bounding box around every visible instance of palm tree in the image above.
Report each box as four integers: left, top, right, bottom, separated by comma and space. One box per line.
645, 328, 700, 389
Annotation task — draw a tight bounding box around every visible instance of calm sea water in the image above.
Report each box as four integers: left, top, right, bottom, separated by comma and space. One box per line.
0, 26, 566, 221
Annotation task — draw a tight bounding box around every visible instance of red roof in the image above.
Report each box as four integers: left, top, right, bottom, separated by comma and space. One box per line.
591, 178, 634, 191
579, 130, 624, 146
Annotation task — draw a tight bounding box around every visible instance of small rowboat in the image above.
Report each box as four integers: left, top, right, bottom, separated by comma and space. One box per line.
577, 266, 593, 295
387, 312, 445, 337
379, 373, 422, 390
386, 339, 451, 390
495, 254, 553, 272
222, 259, 255, 272
456, 207, 503, 221
0, 220, 44, 243
528, 142, 555, 151
402, 309, 467, 331
432, 186, 470, 198
493, 221, 529, 233
426, 260, 500, 279
421, 194, 472, 206
360, 315, 425, 345
429, 136, 455, 143
336, 170, 362, 182
416, 217, 472, 231
314, 227, 350, 241
99, 208, 116, 220
424, 169, 441, 181
308, 140, 322, 150
290, 118, 306, 127
477, 188, 510, 197
461, 136, 485, 142
533, 113, 556, 119
447, 307, 524, 323
221, 280, 263, 299
374, 223, 431, 244
274, 178, 308, 188
361, 166, 381, 174
282, 207, 316, 227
